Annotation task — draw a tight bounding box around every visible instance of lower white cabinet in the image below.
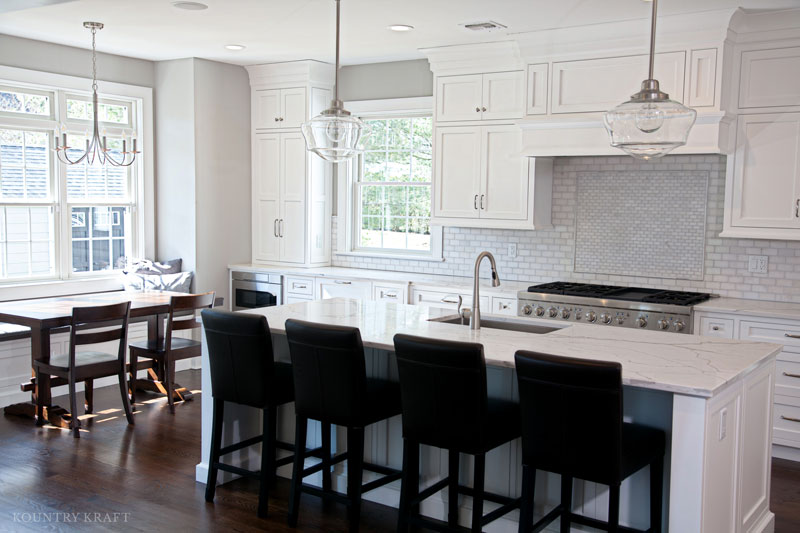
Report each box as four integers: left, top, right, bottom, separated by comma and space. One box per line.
317, 278, 372, 301
410, 287, 488, 312
373, 283, 408, 304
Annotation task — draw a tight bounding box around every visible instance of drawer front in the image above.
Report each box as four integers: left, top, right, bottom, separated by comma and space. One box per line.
286, 295, 313, 304
411, 289, 488, 311
698, 316, 735, 339
374, 284, 408, 304
491, 297, 517, 316
774, 400, 800, 446
286, 276, 314, 296
777, 360, 800, 398
740, 319, 800, 353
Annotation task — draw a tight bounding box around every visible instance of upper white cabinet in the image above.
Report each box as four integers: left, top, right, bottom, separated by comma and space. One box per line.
728, 113, 800, 230
550, 51, 686, 114
526, 63, 548, 115
739, 46, 800, 110
436, 71, 524, 122
254, 87, 307, 129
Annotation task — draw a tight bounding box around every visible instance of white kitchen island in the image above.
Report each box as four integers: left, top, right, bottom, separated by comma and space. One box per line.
196, 298, 781, 533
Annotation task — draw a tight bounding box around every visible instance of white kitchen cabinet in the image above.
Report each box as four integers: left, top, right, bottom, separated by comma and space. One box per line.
526, 63, 548, 115
739, 46, 800, 110
435, 71, 524, 122
433, 125, 552, 229
285, 276, 315, 298
253, 87, 307, 129
317, 278, 373, 301
373, 283, 408, 304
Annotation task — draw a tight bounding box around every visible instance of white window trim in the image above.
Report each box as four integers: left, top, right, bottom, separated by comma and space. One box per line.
336, 96, 443, 262
0, 65, 154, 298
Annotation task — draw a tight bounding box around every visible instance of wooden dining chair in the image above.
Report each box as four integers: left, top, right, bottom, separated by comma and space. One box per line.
33, 301, 133, 438
129, 291, 215, 413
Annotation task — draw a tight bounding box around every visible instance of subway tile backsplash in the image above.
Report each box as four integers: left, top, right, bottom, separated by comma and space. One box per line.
332, 154, 800, 302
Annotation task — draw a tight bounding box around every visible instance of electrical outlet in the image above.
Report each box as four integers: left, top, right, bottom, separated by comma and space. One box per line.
508, 243, 518, 258
719, 408, 727, 441
748, 255, 768, 274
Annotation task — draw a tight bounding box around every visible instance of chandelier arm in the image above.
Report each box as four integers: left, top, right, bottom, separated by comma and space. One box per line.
648, 0, 658, 80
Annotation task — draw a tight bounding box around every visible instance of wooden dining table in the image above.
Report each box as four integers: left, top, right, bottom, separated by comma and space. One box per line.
0, 290, 197, 429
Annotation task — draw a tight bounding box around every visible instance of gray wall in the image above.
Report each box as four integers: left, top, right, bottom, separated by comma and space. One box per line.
338, 59, 432, 101
0, 33, 155, 87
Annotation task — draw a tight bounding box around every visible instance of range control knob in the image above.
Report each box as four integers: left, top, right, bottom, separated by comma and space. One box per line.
636, 316, 647, 328
561, 309, 571, 319
585, 311, 597, 323
600, 312, 612, 324
534, 306, 545, 317
674, 320, 686, 332
616, 315, 625, 325
657, 319, 670, 330
548, 307, 558, 318
522, 305, 533, 316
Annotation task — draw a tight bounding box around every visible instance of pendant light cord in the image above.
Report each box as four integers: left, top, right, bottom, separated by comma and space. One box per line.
648, 0, 658, 80
334, 0, 340, 103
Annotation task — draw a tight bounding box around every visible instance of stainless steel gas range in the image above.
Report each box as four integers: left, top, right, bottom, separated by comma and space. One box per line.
517, 282, 714, 334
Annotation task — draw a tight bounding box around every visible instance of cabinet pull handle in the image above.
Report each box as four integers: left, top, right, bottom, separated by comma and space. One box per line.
795, 198, 799, 218
481, 106, 487, 112
781, 415, 800, 423
294, 284, 307, 289
440, 295, 462, 306
475, 107, 481, 113
383, 291, 397, 298
783, 371, 800, 379
274, 219, 278, 237
474, 194, 478, 210
480, 194, 484, 210
711, 326, 720, 331
785, 333, 800, 339
334, 280, 352, 285
500, 303, 509, 309
279, 219, 284, 238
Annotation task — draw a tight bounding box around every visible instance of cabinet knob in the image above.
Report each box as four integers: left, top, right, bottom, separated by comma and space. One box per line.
274, 117, 279, 122
475, 107, 481, 112
280, 117, 284, 121
481, 106, 487, 112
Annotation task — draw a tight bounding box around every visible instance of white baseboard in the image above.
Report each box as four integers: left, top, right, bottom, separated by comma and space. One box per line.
772, 444, 800, 462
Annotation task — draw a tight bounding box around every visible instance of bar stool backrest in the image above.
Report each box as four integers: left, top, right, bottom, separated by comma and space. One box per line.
514, 351, 623, 485
285, 319, 367, 426
201, 309, 275, 407
393, 334, 488, 451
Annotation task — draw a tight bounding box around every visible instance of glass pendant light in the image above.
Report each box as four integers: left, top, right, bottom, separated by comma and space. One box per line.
302, 0, 365, 163
603, 0, 696, 160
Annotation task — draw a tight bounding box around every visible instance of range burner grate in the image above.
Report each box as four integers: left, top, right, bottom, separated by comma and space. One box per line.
527, 282, 711, 306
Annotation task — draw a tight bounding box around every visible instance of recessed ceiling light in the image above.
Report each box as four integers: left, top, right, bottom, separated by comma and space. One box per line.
387, 24, 414, 32
172, 1, 208, 10
224, 44, 246, 51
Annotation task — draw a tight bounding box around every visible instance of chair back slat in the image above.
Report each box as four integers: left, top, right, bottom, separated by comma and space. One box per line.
170, 292, 216, 312
69, 301, 131, 369
170, 317, 201, 331
75, 328, 126, 346
164, 291, 215, 353
72, 301, 131, 324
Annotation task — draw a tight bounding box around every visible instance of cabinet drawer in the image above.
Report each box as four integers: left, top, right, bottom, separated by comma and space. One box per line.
374, 284, 408, 304
286, 276, 314, 296
740, 319, 800, 353
318, 279, 372, 301
698, 316, 734, 338
777, 360, 800, 398
774, 399, 800, 447
411, 289, 489, 311
490, 297, 517, 316
286, 295, 313, 305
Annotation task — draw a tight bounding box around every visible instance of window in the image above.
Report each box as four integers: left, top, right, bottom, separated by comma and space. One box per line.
352, 116, 434, 255
0, 79, 142, 282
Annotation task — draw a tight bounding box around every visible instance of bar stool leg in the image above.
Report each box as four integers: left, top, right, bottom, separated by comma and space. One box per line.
205, 398, 224, 502
448, 450, 459, 527
650, 459, 663, 533
288, 416, 307, 528
397, 439, 418, 533
518, 465, 536, 533
347, 426, 365, 533
258, 407, 274, 518
265, 406, 278, 485
471, 454, 485, 533
322, 422, 332, 493
560, 475, 573, 533
608, 484, 620, 533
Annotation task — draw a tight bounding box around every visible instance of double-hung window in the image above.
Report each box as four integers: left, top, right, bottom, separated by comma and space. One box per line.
0, 80, 142, 282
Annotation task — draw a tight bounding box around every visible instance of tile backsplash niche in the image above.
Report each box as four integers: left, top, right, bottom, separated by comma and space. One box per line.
332, 154, 800, 302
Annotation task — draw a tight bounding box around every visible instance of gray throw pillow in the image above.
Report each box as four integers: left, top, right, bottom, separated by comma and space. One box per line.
122, 271, 193, 293
127, 258, 182, 275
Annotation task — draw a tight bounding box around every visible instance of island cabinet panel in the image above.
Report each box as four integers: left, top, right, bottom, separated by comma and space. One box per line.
739, 365, 774, 532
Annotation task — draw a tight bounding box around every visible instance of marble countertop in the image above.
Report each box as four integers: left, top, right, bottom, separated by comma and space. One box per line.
244, 298, 781, 399
228, 263, 531, 295
695, 297, 800, 322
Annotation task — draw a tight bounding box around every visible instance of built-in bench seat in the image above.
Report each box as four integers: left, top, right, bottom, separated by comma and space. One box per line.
0, 322, 31, 341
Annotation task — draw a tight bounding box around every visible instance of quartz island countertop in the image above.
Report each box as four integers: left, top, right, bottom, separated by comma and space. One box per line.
243, 298, 781, 398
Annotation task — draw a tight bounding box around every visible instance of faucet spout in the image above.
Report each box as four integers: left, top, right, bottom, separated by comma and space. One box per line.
470, 251, 501, 330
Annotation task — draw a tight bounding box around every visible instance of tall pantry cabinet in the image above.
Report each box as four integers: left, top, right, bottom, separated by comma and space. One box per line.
246, 61, 335, 266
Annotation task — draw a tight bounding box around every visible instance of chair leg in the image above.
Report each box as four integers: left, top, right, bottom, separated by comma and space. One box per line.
347, 426, 365, 533
397, 439, 418, 533
165, 358, 175, 414
84, 378, 93, 414
650, 459, 664, 533
68, 373, 79, 438
258, 407, 275, 518
518, 465, 536, 533
448, 449, 460, 528
560, 475, 573, 533
129, 349, 138, 405
471, 454, 485, 533
205, 398, 224, 503
608, 484, 620, 533
288, 416, 308, 528
33, 366, 45, 427
118, 364, 134, 425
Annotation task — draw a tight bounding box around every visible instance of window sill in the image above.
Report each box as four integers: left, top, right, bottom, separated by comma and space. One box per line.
0, 275, 123, 302
335, 250, 445, 263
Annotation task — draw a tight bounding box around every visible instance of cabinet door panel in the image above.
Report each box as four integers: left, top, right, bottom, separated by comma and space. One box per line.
254, 89, 281, 129
731, 113, 800, 229
482, 71, 524, 120
436, 74, 483, 122
480, 126, 528, 220
279, 133, 307, 263
280, 200, 306, 263
255, 199, 280, 261
527, 64, 548, 115
739, 47, 800, 109
281, 87, 307, 128
434, 127, 482, 218
253, 134, 281, 261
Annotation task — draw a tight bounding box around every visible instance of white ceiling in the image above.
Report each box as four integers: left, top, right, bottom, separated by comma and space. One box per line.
2, 0, 800, 66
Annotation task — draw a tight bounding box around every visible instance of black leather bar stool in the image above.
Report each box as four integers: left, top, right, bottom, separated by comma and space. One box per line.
201, 309, 296, 518
514, 351, 666, 533
394, 334, 521, 533
285, 319, 403, 533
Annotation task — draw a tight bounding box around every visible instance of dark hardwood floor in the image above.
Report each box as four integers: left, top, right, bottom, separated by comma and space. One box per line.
1, 369, 799, 532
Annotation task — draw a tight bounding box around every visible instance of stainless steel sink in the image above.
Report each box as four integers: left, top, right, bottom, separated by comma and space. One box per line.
430, 316, 561, 334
